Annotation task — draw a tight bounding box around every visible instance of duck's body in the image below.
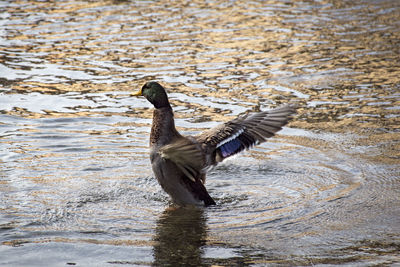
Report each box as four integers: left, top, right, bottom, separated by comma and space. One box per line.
133, 82, 296, 206
149, 106, 215, 206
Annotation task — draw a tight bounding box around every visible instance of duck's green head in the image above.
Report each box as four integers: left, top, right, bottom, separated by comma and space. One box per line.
133, 82, 170, 108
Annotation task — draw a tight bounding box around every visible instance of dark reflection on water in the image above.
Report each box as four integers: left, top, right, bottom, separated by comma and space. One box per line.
153, 207, 207, 266
1, 0, 400, 266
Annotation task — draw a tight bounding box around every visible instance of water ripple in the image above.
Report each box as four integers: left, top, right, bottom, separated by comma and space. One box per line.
1, 0, 399, 266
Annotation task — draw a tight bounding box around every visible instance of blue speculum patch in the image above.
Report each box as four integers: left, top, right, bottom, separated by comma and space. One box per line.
220, 138, 242, 158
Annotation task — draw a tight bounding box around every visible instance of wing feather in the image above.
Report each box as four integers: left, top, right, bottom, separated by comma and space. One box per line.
196, 105, 296, 166
158, 138, 204, 182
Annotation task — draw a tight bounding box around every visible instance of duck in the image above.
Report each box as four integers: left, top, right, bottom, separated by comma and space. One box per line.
132, 81, 296, 206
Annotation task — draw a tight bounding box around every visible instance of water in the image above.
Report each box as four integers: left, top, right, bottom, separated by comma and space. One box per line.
1, 0, 399, 266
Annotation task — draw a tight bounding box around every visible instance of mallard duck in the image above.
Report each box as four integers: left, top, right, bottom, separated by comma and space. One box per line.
133, 82, 296, 206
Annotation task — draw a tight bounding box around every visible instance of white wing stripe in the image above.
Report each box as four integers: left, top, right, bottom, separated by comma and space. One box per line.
216, 128, 245, 148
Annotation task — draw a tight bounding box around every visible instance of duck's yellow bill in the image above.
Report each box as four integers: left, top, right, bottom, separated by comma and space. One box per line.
131, 89, 142, 96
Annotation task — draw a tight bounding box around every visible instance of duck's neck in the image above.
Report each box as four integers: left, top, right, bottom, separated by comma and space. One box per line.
150, 107, 180, 147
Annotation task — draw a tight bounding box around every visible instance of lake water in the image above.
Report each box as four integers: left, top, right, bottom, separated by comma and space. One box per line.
1, 0, 399, 266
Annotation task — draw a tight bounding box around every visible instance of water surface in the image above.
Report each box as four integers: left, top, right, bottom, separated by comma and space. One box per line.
1, 0, 399, 266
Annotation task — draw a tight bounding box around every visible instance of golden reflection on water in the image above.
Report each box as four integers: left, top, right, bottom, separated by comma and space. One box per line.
3, 0, 399, 133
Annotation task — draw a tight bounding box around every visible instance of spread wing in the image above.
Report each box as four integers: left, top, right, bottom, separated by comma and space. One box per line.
158, 105, 296, 181
196, 105, 296, 165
